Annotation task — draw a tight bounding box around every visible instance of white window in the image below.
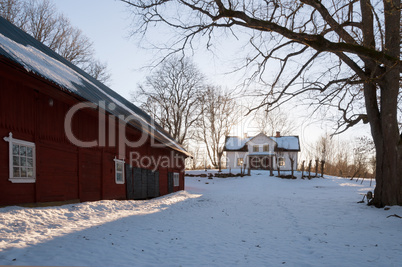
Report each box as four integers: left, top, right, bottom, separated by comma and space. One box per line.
3, 132, 36, 183
253, 145, 259, 152
114, 158, 125, 184
263, 145, 269, 152
173, 172, 180, 187
278, 157, 285, 167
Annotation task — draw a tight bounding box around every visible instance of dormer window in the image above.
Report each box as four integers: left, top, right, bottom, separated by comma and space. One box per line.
263, 145, 269, 152
253, 145, 259, 152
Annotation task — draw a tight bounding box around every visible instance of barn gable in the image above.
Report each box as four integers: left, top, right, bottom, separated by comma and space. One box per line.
0, 17, 188, 206
0, 16, 189, 157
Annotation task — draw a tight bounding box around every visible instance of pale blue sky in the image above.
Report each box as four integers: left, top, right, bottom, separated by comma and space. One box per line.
52, 0, 371, 155
54, 0, 150, 100
53, 0, 241, 100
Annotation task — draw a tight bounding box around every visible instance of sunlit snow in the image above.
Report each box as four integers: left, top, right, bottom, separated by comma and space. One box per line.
0, 33, 84, 91
0, 170, 401, 266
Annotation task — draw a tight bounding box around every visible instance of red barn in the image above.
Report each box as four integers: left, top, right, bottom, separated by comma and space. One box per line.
0, 17, 190, 206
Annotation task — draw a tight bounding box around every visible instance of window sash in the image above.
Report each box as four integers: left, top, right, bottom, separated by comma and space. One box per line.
4, 133, 36, 183
114, 158, 125, 184
173, 172, 180, 187
263, 145, 269, 152
253, 145, 259, 152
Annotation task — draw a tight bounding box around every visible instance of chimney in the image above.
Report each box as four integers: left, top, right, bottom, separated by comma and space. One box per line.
276, 131, 280, 137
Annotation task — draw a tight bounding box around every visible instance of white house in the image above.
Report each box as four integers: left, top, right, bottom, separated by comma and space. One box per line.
224, 132, 300, 171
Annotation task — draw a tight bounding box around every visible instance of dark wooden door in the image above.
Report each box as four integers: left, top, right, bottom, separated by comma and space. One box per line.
249, 156, 262, 169
168, 172, 174, 193
147, 170, 160, 198
262, 157, 270, 170
126, 165, 134, 200
133, 167, 145, 199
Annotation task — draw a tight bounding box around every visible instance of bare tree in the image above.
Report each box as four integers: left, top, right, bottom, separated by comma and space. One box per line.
197, 86, 238, 171
0, 0, 23, 25
288, 152, 296, 178
0, 0, 111, 83
83, 59, 112, 85
134, 57, 205, 145
276, 150, 284, 177
253, 108, 297, 136
187, 145, 203, 170
311, 133, 335, 175
308, 134, 374, 178
315, 134, 334, 164
123, 0, 401, 207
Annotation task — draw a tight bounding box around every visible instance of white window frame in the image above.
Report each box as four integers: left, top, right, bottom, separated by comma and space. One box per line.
173, 172, 180, 187
114, 157, 125, 184
253, 145, 259, 152
263, 144, 269, 152
3, 132, 36, 183
278, 157, 285, 167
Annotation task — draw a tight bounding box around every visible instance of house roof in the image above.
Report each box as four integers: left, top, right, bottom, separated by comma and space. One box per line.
270, 136, 300, 151
0, 17, 190, 157
223, 133, 300, 152
224, 136, 252, 151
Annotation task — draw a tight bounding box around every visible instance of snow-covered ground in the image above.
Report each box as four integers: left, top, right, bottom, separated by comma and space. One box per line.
0, 170, 401, 266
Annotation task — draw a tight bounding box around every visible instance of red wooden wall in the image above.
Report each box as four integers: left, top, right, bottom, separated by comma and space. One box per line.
0, 58, 186, 206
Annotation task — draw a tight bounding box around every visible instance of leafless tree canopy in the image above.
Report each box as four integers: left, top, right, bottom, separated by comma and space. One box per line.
306, 134, 375, 178
0, 0, 111, 84
123, 0, 401, 207
122, 0, 399, 126
196, 86, 239, 171
134, 57, 205, 145
253, 108, 297, 136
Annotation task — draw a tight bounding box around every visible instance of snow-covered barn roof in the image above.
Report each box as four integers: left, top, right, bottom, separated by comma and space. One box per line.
224, 133, 300, 152
0, 17, 190, 157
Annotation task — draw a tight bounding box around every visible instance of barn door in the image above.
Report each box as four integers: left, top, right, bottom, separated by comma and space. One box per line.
141, 168, 148, 199
167, 172, 174, 193
147, 170, 160, 198
154, 171, 159, 197
133, 167, 144, 200
130, 168, 161, 200
125, 165, 134, 200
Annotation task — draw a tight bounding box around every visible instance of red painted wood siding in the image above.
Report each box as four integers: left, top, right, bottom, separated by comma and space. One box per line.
0, 58, 186, 206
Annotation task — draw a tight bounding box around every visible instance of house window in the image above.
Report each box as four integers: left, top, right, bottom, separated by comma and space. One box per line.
263, 145, 269, 152
278, 157, 285, 167
173, 172, 180, 187
237, 158, 244, 166
253, 145, 259, 152
114, 158, 125, 184
3, 132, 36, 183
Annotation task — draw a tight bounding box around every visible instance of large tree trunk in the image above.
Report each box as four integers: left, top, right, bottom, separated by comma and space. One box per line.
217, 152, 222, 172
371, 120, 402, 207
363, 0, 401, 207
370, 79, 402, 207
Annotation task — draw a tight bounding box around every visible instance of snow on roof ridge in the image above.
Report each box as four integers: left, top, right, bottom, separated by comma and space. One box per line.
0, 32, 83, 91
0, 19, 189, 156
225, 133, 300, 151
